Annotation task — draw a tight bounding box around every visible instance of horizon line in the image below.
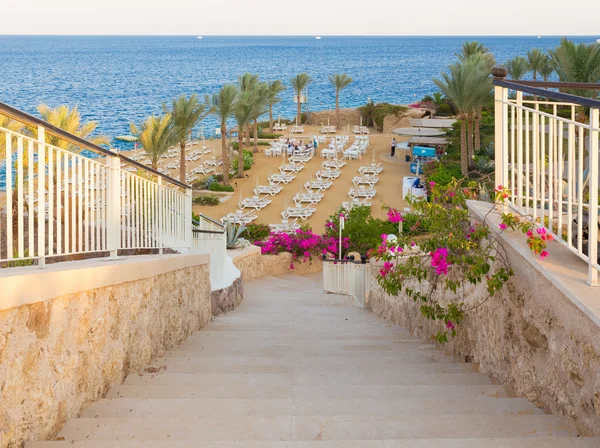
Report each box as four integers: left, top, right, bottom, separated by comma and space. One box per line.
1, 34, 598, 37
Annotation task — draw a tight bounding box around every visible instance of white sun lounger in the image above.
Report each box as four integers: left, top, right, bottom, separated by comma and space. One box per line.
280, 163, 304, 173
222, 210, 257, 225
349, 187, 377, 199
269, 219, 300, 233
254, 184, 283, 196
322, 160, 346, 170
281, 206, 315, 220
352, 175, 379, 187
191, 165, 215, 175
342, 197, 372, 210
293, 192, 323, 205
316, 169, 341, 179
359, 163, 383, 175
304, 180, 332, 191
269, 173, 295, 184
204, 157, 223, 167
239, 196, 272, 210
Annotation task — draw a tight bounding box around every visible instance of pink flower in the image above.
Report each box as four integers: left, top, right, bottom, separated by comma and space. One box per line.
381, 234, 388, 241
446, 321, 455, 330
387, 208, 404, 224
429, 181, 436, 187
430, 247, 451, 275
379, 261, 394, 278
448, 191, 455, 197
499, 223, 507, 230
540, 250, 549, 260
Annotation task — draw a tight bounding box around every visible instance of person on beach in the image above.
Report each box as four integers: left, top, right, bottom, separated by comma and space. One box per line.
391, 138, 397, 157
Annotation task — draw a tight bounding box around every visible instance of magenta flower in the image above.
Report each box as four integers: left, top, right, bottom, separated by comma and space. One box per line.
499, 223, 507, 230
540, 250, 549, 260
446, 321, 455, 330
430, 247, 451, 275
429, 181, 436, 187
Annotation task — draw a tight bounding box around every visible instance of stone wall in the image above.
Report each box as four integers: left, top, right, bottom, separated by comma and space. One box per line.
366, 203, 600, 435
230, 245, 323, 282
0, 255, 211, 448
211, 275, 243, 316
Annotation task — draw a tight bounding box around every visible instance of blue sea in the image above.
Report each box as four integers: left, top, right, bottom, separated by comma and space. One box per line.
0, 35, 595, 151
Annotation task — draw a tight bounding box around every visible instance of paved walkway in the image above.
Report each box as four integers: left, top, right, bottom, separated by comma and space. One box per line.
29, 273, 599, 447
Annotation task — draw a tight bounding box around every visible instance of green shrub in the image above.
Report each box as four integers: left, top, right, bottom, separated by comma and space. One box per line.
193, 194, 220, 206
242, 223, 271, 242
257, 132, 283, 139
209, 182, 234, 192
231, 150, 254, 172
423, 161, 462, 186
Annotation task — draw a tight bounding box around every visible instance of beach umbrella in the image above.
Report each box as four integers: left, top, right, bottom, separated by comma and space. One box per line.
327, 116, 330, 127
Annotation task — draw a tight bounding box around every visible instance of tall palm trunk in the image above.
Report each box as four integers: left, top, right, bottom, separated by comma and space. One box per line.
460, 119, 468, 176
237, 131, 244, 178
253, 119, 259, 154
335, 92, 340, 128
467, 117, 474, 169
269, 105, 274, 131
179, 140, 186, 183
474, 111, 481, 153
221, 123, 230, 185
245, 129, 251, 147
296, 95, 302, 125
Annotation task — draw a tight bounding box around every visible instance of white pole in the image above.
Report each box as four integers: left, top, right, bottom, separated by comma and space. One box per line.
339, 215, 345, 259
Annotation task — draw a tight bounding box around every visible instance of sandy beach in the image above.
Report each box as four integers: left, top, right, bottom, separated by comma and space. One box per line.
122, 124, 413, 233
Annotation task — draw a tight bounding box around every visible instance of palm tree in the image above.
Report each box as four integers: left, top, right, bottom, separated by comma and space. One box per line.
456, 41, 496, 69
506, 56, 529, 81
526, 49, 548, 81
329, 74, 353, 128
130, 115, 176, 171
550, 37, 600, 98
37, 104, 110, 150
233, 88, 268, 177
250, 83, 270, 153
266, 80, 286, 131
290, 73, 312, 125
238, 73, 261, 147
165, 94, 208, 183
207, 84, 238, 185
435, 58, 491, 176
539, 58, 556, 82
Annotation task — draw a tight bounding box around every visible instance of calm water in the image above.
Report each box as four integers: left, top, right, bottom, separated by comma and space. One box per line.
0, 35, 595, 150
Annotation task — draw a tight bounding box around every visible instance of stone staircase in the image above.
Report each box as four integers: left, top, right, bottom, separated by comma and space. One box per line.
28, 273, 599, 447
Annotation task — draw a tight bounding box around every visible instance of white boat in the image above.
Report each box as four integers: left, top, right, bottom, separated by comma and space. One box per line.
315, 36, 322, 40
197, 36, 203, 39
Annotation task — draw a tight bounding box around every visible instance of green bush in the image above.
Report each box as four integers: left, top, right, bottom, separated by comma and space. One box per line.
423, 161, 462, 186
437, 103, 453, 116
193, 194, 220, 206
242, 223, 271, 242
257, 132, 283, 139
231, 150, 254, 172
209, 182, 234, 192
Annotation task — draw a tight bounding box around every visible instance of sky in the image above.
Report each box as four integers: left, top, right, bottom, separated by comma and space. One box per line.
1, 0, 598, 35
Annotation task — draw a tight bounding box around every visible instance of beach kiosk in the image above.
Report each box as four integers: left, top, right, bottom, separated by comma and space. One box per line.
410, 146, 437, 174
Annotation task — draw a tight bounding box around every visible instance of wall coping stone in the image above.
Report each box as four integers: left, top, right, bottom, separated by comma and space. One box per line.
228, 244, 261, 262
468, 200, 600, 329
0, 253, 210, 312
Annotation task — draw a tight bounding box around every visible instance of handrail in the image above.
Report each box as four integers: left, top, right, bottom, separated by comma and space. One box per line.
192, 228, 225, 235
194, 214, 224, 229
0, 100, 190, 190
507, 80, 600, 90
492, 80, 600, 110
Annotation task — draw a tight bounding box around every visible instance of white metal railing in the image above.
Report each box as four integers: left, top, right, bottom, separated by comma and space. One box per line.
323, 259, 370, 308
1, 112, 191, 266
191, 214, 226, 284
494, 79, 599, 286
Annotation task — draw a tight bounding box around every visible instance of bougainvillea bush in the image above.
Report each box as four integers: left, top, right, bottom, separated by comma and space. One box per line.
323, 206, 428, 256
374, 180, 553, 343
255, 229, 344, 269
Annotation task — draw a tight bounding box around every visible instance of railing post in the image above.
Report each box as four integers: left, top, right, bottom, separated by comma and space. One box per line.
37, 126, 46, 268
107, 153, 121, 259
186, 188, 192, 249
493, 67, 509, 190
157, 177, 164, 255
588, 107, 599, 286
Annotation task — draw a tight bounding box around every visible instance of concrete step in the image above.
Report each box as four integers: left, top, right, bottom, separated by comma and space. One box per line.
122, 372, 493, 387
106, 384, 509, 400
27, 438, 600, 448
81, 397, 543, 418
55, 415, 580, 441
144, 357, 478, 374
183, 329, 417, 342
